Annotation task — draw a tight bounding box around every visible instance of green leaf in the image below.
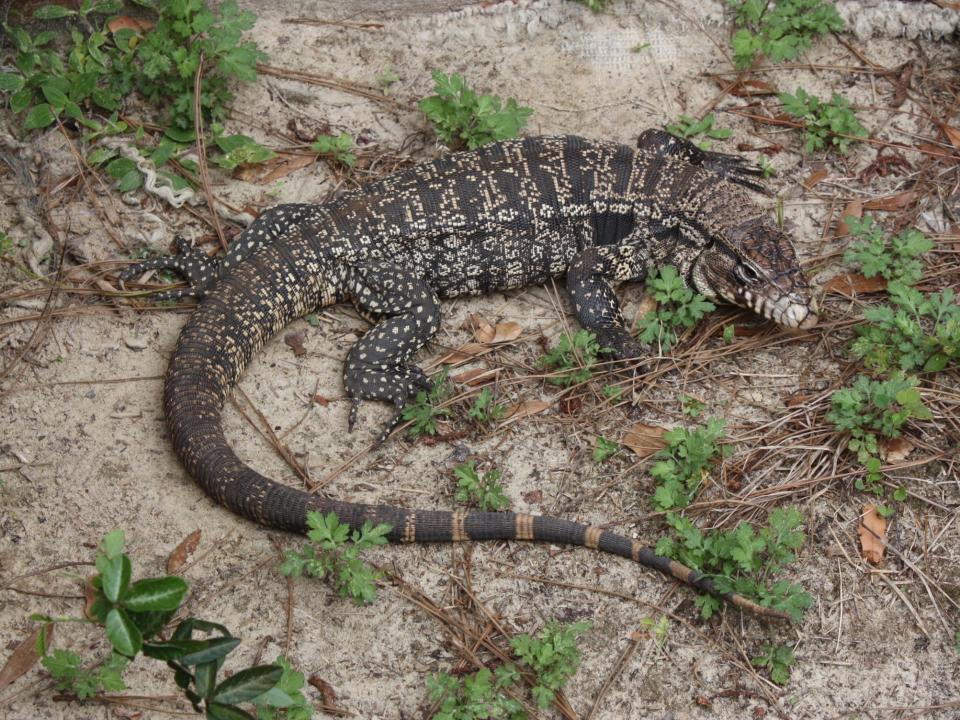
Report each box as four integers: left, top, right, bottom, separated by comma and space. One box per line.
213, 665, 283, 705
99, 553, 132, 603
177, 637, 241, 666
33, 4, 78, 19
206, 702, 256, 720
105, 608, 143, 657
123, 576, 188, 612
24, 103, 57, 130
0, 73, 25, 93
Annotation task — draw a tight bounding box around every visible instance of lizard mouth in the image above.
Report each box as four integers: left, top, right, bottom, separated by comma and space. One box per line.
742, 289, 819, 329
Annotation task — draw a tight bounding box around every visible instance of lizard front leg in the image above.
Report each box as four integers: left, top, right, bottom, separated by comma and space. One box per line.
565, 242, 650, 361
343, 260, 442, 441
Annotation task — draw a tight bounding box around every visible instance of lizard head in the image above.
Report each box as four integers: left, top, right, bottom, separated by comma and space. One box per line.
690, 217, 819, 329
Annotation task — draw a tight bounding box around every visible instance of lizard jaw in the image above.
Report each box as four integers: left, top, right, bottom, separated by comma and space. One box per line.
742, 289, 818, 329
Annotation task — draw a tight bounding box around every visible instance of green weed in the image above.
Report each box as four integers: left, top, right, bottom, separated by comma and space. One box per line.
419, 71, 533, 150
33, 530, 306, 717
376, 66, 400, 92
401, 368, 453, 437
454, 460, 511, 511
540, 330, 613, 386
280, 511, 391, 605
730, 0, 843, 69
11, 0, 265, 133
656, 508, 811, 621
778, 88, 867, 154
467, 388, 508, 424
851, 283, 959, 374
0, 230, 12, 255
843, 216, 932, 287
636, 266, 716, 352
665, 113, 731, 150
428, 665, 524, 720
311, 132, 357, 168
593, 436, 620, 463
752, 643, 796, 685
826, 374, 932, 494
511, 621, 591, 709
650, 418, 729, 511
574, 0, 609, 11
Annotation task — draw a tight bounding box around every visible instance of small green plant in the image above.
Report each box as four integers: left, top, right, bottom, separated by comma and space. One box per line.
212, 132, 276, 170
593, 436, 620, 463
730, 0, 843, 69
757, 154, 776, 178
454, 460, 511, 511
778, 88, 867, 154
681, 395, 707, 418
639, 615, 670, 647
467, 387, 508, 424
602, 384, 623, 400
280, 511, 392, 605
419, 70, 533, 150
428, 665, 524, 720
665, 113, 731, 150
33, 531, 306, 717
311, 132, 357, 168
0, 230, 12, 255
826, 373, 932, 494
851, 283, 959, 374
656, 508, 811, 621
650, 418, 729, 510
636, 266, 716, 352
401, 369, 452, 437
376, 66, 400, 92
752, 643, 796, 685
575, 0, 609, 10
42, 649, 128, 699
843, 216, 932, 287
540, 329, 613, 386
511, 621, 591, 709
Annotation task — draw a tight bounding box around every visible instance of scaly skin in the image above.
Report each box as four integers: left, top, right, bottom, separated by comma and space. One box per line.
121, 132, 818, 619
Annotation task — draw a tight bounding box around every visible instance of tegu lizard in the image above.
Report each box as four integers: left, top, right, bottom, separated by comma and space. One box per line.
120, 130, 818, 617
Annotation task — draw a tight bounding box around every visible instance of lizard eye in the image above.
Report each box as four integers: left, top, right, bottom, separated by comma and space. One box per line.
735, 264, 760, 285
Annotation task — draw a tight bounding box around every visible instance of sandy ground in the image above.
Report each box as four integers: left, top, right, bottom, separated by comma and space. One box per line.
1, 1, 959, 719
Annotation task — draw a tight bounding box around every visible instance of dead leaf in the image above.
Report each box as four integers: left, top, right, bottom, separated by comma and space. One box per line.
802, 167, 828, 190
450, 368, 499, 385
0, 624, 52, 691
522, 489, 543, 504
635, 293, 658, 320
835, 199, 863, 238
559, 395, 583, 415
107, 16, 154, 33
863, 191, 916, 212
944, 125, 960, 153
470, 315, 522, 344
916, 142, 957, 162
784, 392, 813, 407
312, 394, 330, 407
166, 529, 201, 573
879, 436, 913, 463
503, 399, 551, 422
622, 422, 668, 458
888, 62, 913, 108
824, 273, 887, 297
231, 153, 315, 184
858, 504, 887, 565
713, 77, 777, 97
284, 330, 307, 357
437, 342, 489, 366
309, 675, 340, 711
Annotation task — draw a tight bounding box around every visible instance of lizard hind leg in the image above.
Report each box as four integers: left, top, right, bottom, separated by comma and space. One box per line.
342, 261, 441, 442
118, 235, 219, 301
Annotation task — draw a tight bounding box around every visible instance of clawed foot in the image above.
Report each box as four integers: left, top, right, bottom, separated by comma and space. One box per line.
118, 236, 218, 301
344, 362, 433, 442
595, 327, 649, 375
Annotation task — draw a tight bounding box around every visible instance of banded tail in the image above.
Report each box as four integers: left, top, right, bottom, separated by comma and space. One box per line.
162, 226, 789, 621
